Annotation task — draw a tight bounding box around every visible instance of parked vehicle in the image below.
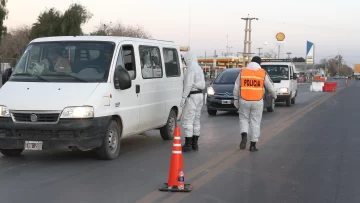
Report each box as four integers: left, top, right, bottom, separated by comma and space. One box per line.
0, 36, 185, 160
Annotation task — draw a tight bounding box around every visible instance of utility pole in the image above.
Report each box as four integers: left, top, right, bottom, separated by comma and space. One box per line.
338, 55, 341, 75
226, 35, 233, 68
227, 35, 228, 56
204, 51, 207, 69
211, 50, 217, 79
226, 35, 232, 59
286, 52, 292, 59
241, 15, 258, 67
257, 48, 262, 56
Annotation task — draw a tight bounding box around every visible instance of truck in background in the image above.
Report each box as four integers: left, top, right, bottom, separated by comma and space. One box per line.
354, 64, 360, 80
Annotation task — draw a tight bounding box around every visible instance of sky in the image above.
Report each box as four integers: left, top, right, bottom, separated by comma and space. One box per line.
5, 0, 360, 67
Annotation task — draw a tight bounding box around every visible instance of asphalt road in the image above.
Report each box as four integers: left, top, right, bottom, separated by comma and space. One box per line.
0, 79, 357, 203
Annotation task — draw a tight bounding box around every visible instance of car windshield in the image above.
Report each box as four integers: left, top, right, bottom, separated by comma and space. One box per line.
262, 65, 289, 80
9, 41, 115, 83
213, 70, 240, 84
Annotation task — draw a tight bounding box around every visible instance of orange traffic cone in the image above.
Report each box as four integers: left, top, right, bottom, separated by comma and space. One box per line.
159, 125, 192, 192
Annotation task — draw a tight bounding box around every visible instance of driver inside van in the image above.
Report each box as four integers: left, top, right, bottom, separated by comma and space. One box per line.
281, 68, 288, 77
39, 47, 72, 74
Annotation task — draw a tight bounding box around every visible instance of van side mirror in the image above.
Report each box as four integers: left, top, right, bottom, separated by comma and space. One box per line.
113, 68, 132, 90
2, 68, 13, 85
293, 73, 298, 79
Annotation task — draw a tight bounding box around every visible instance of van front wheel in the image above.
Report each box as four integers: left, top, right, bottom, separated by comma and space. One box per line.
96, 120, 121, 160
0, 149, 24, 157
285, 95, 292, 107
160, 109, 177, 140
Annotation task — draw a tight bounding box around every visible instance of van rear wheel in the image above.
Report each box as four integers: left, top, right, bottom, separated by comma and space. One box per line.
160, 109, 177, 140
96, 120, 121, 160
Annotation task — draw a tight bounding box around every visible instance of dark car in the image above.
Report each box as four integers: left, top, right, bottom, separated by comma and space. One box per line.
206, 68, 275, 116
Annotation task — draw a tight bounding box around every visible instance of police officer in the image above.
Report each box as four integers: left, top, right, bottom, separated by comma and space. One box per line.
233, 56, 276, 152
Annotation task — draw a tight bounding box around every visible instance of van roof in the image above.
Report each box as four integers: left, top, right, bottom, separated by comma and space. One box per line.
260, 58, 295, 66
261, 62, 294, 66
30, 36, 176, 45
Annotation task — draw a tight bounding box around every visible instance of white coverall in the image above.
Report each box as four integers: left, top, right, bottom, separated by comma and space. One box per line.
181, 51, 206, 138
233, 62, 277, 142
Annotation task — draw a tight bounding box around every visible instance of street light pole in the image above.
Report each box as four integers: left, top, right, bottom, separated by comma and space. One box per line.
286, 52, 292, 59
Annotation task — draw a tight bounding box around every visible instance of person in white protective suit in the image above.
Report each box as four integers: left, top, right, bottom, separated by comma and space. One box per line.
180, 51, 206, 152
233, 56, 277, 152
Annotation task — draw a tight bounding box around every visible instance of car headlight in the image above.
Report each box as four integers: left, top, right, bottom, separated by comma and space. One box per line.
207, 87, 215, 95
60, 106, 94, 118
0, 106, 10, 117
279, 88, 288, 93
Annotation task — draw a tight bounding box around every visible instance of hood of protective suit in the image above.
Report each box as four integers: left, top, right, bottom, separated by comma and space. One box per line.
246, 62, 261, 70
184, 51, 199, 67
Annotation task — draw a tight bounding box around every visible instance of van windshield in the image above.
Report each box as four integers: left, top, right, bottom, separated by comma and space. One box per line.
262, 65, 289, 80
9, 41, 115, 83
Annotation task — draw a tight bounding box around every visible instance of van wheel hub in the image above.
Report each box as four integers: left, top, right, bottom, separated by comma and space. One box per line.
168, 117, 175, 134
108, 129, 118, 153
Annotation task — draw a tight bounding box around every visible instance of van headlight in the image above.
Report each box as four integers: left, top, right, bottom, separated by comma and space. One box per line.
60, 106, 94, 118
207, 87, 215, 95
0, 106, 10, 117
279, 88, 288, 93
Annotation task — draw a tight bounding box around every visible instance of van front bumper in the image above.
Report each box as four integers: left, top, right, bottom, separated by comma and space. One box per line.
275, 94, 291, 102
0, 116, 111, 150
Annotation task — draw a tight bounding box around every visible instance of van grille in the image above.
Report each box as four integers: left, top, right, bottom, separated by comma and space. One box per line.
11, 112, 60, 123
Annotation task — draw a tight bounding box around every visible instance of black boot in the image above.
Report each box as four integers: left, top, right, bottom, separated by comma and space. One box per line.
239, 132, 247, 150
249, 142, 259, 152
182, 137, 192, 152
192, 135, 199, 150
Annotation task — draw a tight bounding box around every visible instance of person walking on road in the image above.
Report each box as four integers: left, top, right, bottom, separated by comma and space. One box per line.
180, 51, 206, 152
233, 56, 277, 152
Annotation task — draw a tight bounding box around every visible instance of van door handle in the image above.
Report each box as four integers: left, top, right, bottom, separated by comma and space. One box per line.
136, 84, 140, 93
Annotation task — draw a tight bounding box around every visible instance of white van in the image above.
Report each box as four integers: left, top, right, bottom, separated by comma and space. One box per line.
261, 59, 298, 107
0, 36, 184, 160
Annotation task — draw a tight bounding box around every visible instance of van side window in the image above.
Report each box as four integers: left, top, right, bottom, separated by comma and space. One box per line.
115, 45, 136, 80
163, 48, 180, 77
139, 45, 163, 79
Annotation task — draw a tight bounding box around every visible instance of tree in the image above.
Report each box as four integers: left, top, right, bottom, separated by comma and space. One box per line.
60, 4, 93, 36
320, 55, 353, 76
292, 57, 305, 62
0, 0, 8, 40
0, 26, 31, 66
263, 50, 277, 58
30, 3, 92, 39
90, 22, 152, 39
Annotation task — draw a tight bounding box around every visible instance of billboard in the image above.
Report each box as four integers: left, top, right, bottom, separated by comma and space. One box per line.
354, 64, 360, 75
306, 41, 314, 64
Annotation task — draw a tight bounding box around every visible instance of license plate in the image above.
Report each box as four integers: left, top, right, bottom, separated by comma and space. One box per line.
222, 100, 231, 104
25, 141, 43, 150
